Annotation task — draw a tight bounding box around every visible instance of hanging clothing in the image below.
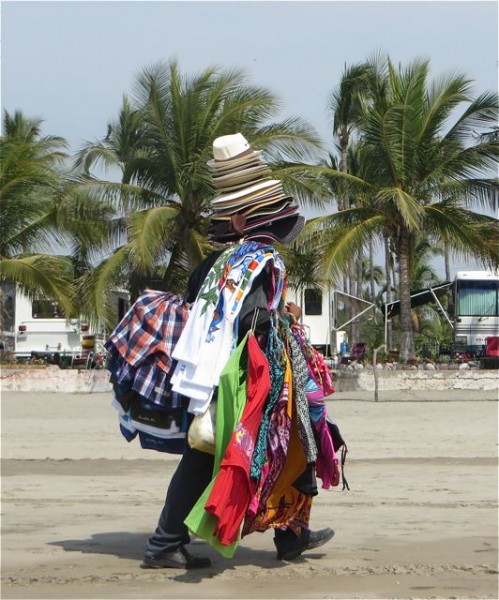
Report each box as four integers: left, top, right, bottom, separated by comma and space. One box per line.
287, 333, 318, 464
183, 332, 251, 558
204, 333, 271, 546
171, 242, 285, 414
249, 323, 286, 481
243, 353, 293, 528
105, 290, 189, 407
242, 392, 312, 537
290, 325, 339, 489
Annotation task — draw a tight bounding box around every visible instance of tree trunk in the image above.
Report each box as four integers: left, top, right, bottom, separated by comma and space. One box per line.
444, 240, 451, 282
369, 235, 375, 304
384, 235, 393, 350
398, 231, 415, 362
351, 248, 363, 345
348, 262, 357, 347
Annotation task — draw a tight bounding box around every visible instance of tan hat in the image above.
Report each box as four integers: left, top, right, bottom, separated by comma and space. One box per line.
211, 197, 295, 221
207, 133, 262, 170
212, 164, 272, 189
212, 179, 282, 205
207, 133, 304, 245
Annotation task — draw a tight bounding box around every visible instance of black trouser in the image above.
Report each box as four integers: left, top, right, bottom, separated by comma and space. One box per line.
144, 446, 303, 557
144, 446, 215, 556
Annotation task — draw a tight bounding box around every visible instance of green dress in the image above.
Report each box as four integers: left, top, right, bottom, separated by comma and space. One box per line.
184, 332, 249, 558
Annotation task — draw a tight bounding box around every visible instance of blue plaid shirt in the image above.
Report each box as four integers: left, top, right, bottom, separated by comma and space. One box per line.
105, 290, 189, 407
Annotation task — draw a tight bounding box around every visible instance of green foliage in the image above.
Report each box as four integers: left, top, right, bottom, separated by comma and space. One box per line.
313, 55, 499, 360
75, 60, 326, 323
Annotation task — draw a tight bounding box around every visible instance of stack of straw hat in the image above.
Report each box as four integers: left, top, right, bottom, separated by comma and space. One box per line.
207, 133, 305, 244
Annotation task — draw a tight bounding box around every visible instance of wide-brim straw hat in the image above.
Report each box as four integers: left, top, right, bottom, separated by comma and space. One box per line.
207, 133, 304, 245
211, 179, 283, 211
207, 133, 262, 171
212, 165, 272, 191
211, 196, 296, 221
209, 214, 305, 245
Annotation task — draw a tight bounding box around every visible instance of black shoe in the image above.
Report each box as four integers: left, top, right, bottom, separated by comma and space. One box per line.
140, 545, 211, 569
276, 527, 335, 560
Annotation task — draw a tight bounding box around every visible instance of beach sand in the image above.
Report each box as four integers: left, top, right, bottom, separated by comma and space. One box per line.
1, 390, 497, 599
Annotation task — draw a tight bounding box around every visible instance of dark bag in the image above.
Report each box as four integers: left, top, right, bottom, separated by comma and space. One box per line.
326, 418, 350, 491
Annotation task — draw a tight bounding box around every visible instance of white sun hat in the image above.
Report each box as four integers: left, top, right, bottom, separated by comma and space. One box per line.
207, 133, 262, 170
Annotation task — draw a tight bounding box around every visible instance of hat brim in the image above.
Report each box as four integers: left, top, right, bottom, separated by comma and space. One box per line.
211, 197, 295, 221
207, 150, 262, 170
212, 164, 271, 183
212, 179, 281, 204
212, 190, 287, 216
246, 215, 305, 245
244, 203, 300, 229
213, 167, 272, 191
209, 213, 305, 245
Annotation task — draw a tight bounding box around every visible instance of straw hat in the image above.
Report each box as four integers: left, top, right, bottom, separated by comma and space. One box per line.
207, 133, 262, 171
208, 214, 305, 245
207, 133, 305, 244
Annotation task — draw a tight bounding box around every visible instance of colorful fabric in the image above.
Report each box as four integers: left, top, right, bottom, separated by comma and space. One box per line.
242, 391, 312, 536
184, 333, 250, 558
105, 290, 189, 407
243, 353, 293, 531
106, 290, 188, 372
249, 321, 286, 480
292, 324, 335, 399
204, 334, 271, 546
287, 334, 318, 463
290, 325, 339, 488
171, 242, 286, 413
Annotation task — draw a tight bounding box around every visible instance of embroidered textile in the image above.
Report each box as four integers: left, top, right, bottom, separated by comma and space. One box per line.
171, 242, 285, 413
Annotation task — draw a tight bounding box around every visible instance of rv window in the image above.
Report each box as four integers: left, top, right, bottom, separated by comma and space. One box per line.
304, 289, 322, 315
32, 299, 66, 319
457, 280, 499, 317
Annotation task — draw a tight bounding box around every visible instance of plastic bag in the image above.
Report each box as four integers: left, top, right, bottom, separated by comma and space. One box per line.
187, 403, 216, 454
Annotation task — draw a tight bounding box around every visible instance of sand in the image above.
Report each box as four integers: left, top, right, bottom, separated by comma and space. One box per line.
1, 390, 497, 600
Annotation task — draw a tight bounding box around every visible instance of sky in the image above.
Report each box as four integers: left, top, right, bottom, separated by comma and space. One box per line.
2, 0, 498, 275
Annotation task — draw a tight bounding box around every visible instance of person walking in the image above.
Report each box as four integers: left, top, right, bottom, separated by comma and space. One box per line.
136, 134, 337, 569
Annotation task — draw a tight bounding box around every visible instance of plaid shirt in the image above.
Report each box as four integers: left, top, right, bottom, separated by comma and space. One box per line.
105, 290, 189, 407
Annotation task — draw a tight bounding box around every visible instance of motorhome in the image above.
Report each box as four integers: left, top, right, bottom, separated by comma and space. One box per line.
286, 283, 374, 357
451, 270, 499, 351
0, 282, 129, 361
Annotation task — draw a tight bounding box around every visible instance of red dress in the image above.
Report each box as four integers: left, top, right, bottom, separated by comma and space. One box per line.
204, 333, 271, 545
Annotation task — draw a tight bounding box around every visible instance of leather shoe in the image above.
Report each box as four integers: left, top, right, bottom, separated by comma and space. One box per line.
275, 527, 335, 560
140, 545, 211, 569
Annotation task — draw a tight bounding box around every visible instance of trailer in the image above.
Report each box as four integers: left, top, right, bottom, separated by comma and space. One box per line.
452, 270, 499, 356
286, 283, 374, 358
0, 283, 129, 363
384, 270, 499, 360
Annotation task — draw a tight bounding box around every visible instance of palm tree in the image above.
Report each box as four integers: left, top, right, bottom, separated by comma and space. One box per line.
315, 56, 499, 361
0, 111, 76, 313
328, 63, 377, 344
75, 60, 326, 323
1, 110, 116, 321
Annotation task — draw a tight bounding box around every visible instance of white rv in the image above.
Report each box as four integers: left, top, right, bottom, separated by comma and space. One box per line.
287, 284, 359, 357
0, 283, 129, 360
452, 270, 499, 349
